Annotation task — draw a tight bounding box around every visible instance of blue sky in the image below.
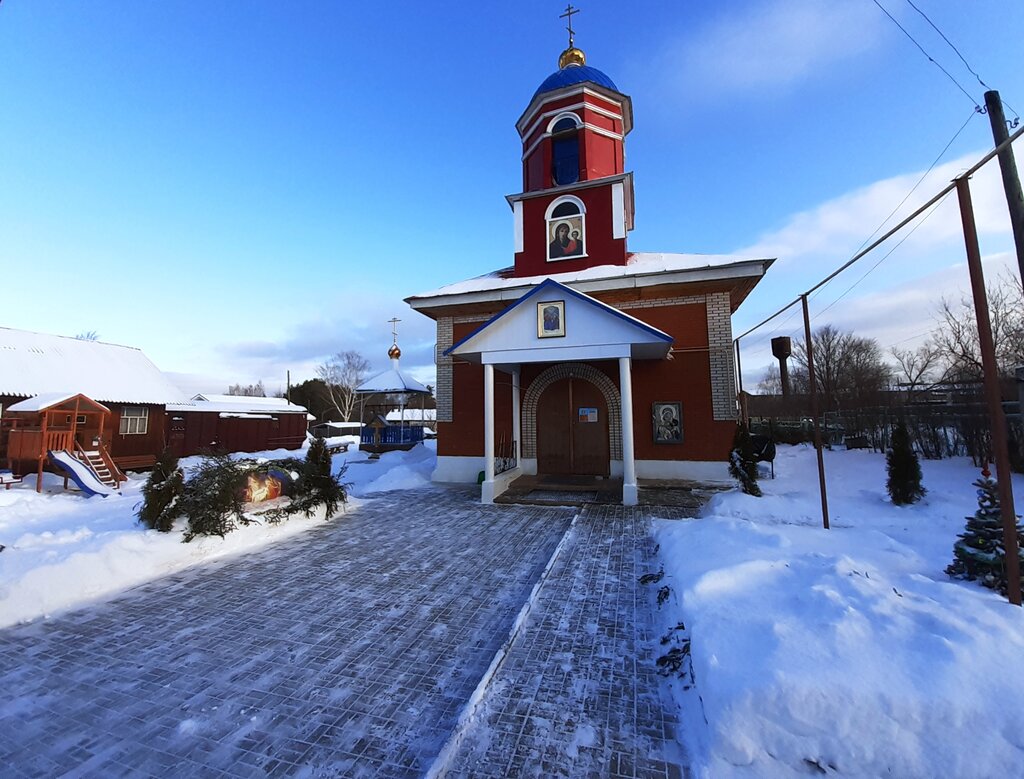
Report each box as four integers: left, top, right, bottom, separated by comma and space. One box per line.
1, 1, 1022, 394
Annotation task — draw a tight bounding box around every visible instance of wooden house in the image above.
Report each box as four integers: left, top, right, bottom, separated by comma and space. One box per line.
0, 327, 186, 477
165, 395, 312, 457
0, 328, 312, 489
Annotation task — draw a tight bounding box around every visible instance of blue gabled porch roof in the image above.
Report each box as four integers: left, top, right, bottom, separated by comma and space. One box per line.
444, 278, 672, 357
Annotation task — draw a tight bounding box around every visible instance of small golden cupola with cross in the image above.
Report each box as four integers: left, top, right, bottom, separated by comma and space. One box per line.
508, 4, 635, 278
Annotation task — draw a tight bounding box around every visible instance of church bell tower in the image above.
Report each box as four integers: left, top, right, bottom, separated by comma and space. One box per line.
508, 8, 635, 278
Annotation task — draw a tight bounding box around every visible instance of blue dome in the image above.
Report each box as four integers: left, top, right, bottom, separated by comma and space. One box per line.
533, 64, 618, 98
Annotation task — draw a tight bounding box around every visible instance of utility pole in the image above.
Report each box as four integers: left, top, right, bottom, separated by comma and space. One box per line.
801, 296, 830, 530
984, 91, 1024, 282
957, 175, 1022, 607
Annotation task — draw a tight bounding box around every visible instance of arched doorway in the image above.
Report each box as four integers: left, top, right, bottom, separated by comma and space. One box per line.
536, 375, 610, 476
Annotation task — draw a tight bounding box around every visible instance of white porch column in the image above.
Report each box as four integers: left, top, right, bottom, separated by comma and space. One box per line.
511, 367, 521, 465
482, 363, 496, 503
619, 356, 638, 505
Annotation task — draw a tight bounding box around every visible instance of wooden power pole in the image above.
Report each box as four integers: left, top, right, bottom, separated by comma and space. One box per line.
957, 175, 1023, 607
984, 91, 1024, 283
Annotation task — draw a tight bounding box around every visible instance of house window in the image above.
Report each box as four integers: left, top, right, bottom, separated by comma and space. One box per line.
549, 114, 581, 186
545, 195, 586, 261
76, 415, 87, 426
120, 406, 149, 435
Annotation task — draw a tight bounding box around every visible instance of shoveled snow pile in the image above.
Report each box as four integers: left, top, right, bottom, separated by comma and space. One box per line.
345, 442, 437, 496
0, 440, 437, 628
655, 444, 1024, 779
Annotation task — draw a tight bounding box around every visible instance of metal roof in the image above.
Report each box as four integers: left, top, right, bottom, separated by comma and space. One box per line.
0, 327, 187, 405
534, 64, 618, 97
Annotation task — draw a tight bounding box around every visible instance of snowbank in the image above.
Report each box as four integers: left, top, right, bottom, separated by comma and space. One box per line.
655, 445, 1024, 779
0, 441, 437, 628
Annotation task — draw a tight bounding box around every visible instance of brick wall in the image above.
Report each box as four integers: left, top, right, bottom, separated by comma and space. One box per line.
705, 292, 737, 421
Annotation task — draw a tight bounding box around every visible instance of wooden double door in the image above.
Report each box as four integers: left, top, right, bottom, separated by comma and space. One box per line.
537, 376, 610, 476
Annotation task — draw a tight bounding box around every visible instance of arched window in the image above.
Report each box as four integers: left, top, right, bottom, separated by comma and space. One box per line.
545, 195, 586, 262
549, 113, 581, 186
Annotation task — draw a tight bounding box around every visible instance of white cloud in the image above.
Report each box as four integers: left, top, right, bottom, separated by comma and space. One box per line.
734, 143, 1020, 389
739, 247, 1017, 390
737, 150, 1010, 271
659, 0, 885, 96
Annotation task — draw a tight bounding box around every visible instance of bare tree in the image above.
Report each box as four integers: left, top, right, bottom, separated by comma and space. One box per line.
890, 342, 941, 401
75, 330, 100, 341
227, 381, 266, 397
757, 363, 782, 395
317, 351, 371, 421
932, 271, 1024, 383
791, 325, 890, 411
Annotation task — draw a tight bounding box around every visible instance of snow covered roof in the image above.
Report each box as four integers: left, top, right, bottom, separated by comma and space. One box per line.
166, 394, 311, 416
385, 409, 437, 422
356, 368, 430, 395
406, 252, 774, 309
6, 392, 111, 413
0, 327, 187, 405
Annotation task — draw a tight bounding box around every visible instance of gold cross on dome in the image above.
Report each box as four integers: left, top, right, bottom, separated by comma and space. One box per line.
560, 4, 580, 47
388, 317, 401, 343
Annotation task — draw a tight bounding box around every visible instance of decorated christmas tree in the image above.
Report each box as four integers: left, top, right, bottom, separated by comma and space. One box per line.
728, 422, 761, 497
886, 420, 925, 505
946, 464, 1024, 596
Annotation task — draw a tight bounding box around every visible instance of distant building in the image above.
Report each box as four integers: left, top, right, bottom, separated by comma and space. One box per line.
0, 327, 310, 486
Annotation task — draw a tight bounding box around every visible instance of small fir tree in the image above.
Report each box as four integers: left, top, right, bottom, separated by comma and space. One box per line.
137, 448, 184, 532
886, 421, 926, 505
946, 465, 1024, 595
179, 454, 252, 542
258, 436, 348, 522
729, 422, 762, 497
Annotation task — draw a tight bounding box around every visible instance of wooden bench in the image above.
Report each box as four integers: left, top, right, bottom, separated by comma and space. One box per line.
0, 470, 24, 490
845, 435, 871, 450
113, 455, 158, 472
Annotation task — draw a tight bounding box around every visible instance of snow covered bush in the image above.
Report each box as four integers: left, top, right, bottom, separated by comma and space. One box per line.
886, 420, 925, 505
136, 448, 184, 532
728, 422, 761, 497
179, 454, 253, 542
947, 465, 1024, 595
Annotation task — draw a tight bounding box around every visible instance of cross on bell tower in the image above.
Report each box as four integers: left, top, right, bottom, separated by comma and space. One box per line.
560, 4, 580, 48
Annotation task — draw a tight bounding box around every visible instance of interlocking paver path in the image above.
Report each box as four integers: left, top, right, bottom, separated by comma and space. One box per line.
0, 489, 574, 778
443, 504, 691, 779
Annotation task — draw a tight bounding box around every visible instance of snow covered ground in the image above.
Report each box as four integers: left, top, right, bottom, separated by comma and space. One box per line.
655, 444, 1024, 779
0, 438, 438, 629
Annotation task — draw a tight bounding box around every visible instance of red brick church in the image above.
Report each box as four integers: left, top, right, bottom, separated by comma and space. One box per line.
406, 33, 772, 505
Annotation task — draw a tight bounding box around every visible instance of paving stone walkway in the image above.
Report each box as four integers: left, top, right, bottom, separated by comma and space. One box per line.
442, 504, 692, 779
0, 489, 574, 778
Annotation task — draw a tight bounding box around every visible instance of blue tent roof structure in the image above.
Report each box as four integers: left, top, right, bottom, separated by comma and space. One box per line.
533, 64, 618, 98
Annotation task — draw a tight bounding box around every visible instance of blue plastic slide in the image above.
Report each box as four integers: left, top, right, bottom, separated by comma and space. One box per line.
48, 451, 117, 497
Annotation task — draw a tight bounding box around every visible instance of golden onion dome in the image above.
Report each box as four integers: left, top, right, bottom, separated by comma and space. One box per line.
388, 343, 401, 359
558, 46, 586, 69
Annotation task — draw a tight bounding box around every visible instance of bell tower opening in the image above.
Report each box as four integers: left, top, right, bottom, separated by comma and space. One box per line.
550, 114, 581, 186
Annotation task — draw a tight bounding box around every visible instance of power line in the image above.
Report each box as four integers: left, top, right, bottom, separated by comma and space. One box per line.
811, 190, 951, 321
735, 109, 976, 344
872, 0, 981, 110
734, 124, 1024, 344
902, 0, 1020, 124
904, 0, 989, 90
801, 110, 974, 314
